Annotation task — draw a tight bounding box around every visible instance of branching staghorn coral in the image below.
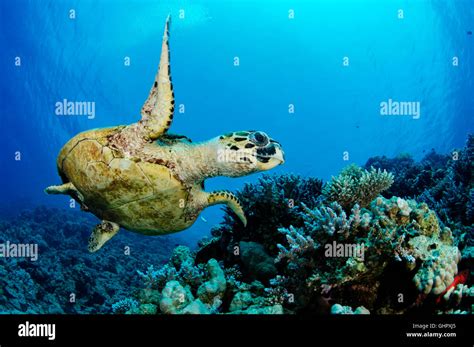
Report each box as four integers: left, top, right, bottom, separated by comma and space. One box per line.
276, 202, 372, 264
323, 164, 394, 209
276, 226, 316, 263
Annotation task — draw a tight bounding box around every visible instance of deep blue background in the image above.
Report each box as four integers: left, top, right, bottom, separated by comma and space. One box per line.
1, 0, 473, 244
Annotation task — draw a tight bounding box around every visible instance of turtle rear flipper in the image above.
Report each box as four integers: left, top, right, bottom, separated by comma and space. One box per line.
140, 15, 175, 140
88, 221, 120, 252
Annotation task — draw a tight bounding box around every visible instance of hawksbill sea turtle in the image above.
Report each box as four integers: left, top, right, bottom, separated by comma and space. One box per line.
45, 16, 285, 252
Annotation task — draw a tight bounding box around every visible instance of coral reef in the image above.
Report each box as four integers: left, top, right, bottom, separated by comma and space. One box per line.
111, 298, 138, 314
160, 280, 210, 314
275, 196, 461, 312
120, 191, 468, 314
435, 284, 473, 314
364, 137, 473, 308
118, 134, 472, 315
239, 241, 277, 282
364, 151, 448, 199
196, 258, 226, 306
365, 135, 473, 228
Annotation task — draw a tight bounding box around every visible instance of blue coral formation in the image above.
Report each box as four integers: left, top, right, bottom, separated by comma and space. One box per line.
116, 136, 472, 314
365, 135, 473, 228
196, 174, 322, 264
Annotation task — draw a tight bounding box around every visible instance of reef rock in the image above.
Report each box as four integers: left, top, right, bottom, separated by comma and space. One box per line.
331, 304, 370, 315
197, 259, 226, 305
159, 281, 194, 314
411, 235, 461, 295
239, 241, 277, 282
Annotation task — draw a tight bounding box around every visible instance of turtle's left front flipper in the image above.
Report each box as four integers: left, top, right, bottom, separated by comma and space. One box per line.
140, 15, 175, 140
207, 191, 247, 226
45, 182, 77, 195
45, 182, 85, 202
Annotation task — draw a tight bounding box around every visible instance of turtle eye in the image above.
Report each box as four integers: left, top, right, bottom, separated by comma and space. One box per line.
250, 131, 269, 147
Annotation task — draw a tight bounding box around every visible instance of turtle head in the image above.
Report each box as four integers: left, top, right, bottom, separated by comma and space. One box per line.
213, 130, 285, 176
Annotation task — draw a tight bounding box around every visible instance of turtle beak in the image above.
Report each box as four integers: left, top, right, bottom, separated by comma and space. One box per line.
254, 143, 285, 171
274, 146, 285, 164
270, 145, 285, 166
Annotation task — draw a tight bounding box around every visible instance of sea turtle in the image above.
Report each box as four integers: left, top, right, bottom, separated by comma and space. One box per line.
45, 16, 285, 252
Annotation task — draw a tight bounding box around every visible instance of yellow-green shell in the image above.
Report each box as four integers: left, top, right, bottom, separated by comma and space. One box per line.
57, 127, 194, 235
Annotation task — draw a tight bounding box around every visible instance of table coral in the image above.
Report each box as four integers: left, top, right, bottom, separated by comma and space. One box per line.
323, 165, 394, 209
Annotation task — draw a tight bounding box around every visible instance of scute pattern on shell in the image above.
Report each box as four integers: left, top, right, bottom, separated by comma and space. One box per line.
57, 127, 197, 234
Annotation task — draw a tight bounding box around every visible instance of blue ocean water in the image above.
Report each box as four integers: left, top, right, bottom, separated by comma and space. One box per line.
1, 0, 473, 246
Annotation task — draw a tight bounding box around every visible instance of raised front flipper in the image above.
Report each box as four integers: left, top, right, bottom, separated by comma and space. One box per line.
140, 15, 175, 140
207, 190, 247, 226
